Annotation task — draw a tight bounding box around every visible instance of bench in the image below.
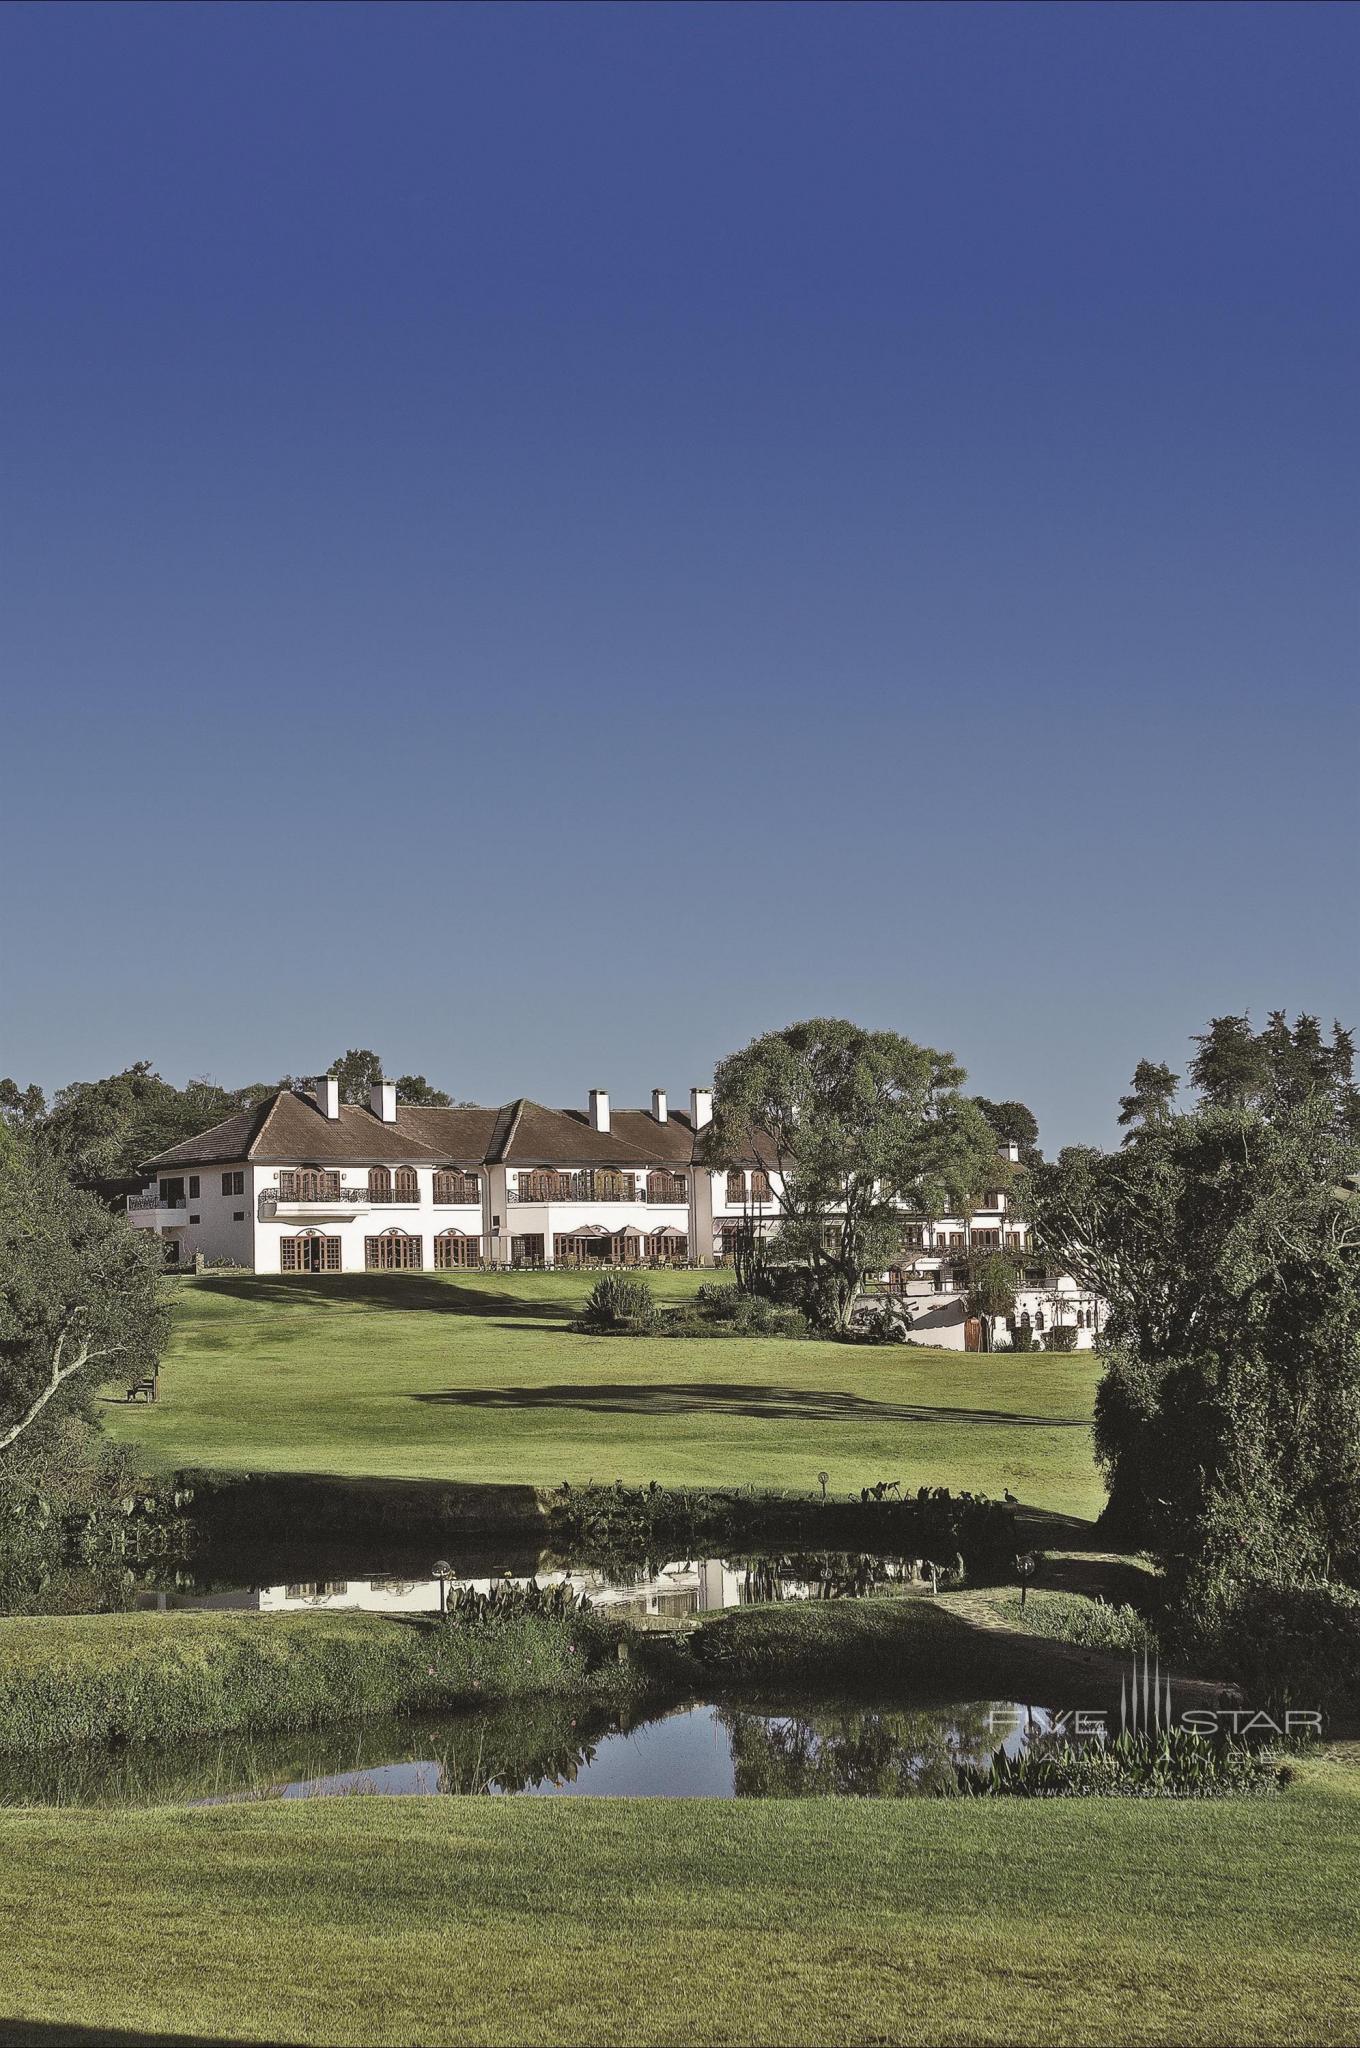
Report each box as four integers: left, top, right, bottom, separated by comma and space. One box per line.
125, 1373, 159, 1403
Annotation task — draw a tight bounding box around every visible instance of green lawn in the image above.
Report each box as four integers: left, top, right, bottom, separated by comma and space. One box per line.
1, 1765, 1357, 2045
104, 1270, 1104, 1518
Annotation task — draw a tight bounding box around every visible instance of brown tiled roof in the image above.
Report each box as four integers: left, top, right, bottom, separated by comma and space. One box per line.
141, 1100, 278, 1171
144, 1090, 701, 1172
143, 1091, 500, 1170
491, 1101, 698, 1167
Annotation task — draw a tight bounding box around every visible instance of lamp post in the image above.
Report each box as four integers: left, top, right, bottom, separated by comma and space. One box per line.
432, 1560, 455, 1617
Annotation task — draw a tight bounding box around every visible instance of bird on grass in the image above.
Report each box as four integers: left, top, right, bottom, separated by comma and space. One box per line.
1004, 1488, 1019, 1504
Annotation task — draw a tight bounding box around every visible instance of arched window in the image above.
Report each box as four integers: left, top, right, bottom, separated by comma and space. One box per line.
726, 1170, 746, 1205
434, 1170, 480, 1204
364, 1227, 423, 1270
393, 1166, 419, 1204
434, 1228, 483, 1270
368, 1165, 392, 1202
281, 1231, 340, 1273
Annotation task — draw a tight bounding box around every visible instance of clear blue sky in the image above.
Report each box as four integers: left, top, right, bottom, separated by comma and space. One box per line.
2, 2, 1356, 1149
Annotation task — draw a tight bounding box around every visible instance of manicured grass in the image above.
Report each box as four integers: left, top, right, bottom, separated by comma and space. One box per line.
1, 1765, 1357, 2044
105, 1271, 1104, 1518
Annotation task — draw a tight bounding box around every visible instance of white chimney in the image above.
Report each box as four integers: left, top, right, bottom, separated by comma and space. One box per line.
690, 1087, 713, 1129
999, 1138, 1020, 1164
589, 1088, 610, 1133
651, 1088, 668, 1123
370, 1078, 398, 1125
315, 1075, 341, 1120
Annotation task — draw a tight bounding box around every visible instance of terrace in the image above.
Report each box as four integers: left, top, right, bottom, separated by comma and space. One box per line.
510, 1169, 689, 1204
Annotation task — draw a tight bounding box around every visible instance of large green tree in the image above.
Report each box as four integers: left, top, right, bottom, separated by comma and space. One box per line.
709, 1019, 998, 1331
1, 1142, 168, 1459
1027, 1019, 1360, 1614
21, 1065, 265, 1183
971, 1098, 1042, 1164
326, 1051, 452, 1107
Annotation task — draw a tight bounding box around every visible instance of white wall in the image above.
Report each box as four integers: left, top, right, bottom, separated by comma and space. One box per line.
129, 1163, 255, 1268
252, 1162, 484, 1273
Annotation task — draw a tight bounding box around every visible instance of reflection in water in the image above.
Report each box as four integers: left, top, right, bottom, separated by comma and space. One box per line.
0, 1696, 1058, 1809
152, 1552, 927, 1621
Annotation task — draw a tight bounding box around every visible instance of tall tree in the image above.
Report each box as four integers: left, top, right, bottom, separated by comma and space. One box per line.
965, 1250, 1020, 1354
1115, 1059, 1179, 1138
971, 1098, 1042, 1164
709, 1019, 998, 1331
1188, 1014, 1265, 1108
327, 1050, 385, 1105
392, 1074, 453, 1107
1027, 1023, 1360, 1615
36, 1065, 261, 1182
325, 1053, 452, 1106
0, 1081, 47, 1132
0, 1142, 167, 1458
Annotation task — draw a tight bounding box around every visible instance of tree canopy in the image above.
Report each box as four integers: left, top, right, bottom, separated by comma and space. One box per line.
325, 1051, 452, 1107
0, 1065, 273, 1184
971, 1098, 1042, 1164
1115, 1059, 1179, 1137
0, 1054, 459, 1184
1026, 1014, 1360, 1621
0, 1141, 168, 1461
709, 1018, 999, 1329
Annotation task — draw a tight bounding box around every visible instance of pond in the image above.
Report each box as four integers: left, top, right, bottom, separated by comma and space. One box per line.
0, 1695, 1060, 1808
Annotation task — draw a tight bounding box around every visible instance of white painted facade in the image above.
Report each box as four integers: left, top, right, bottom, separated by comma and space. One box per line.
128, 1077, 1100, 1346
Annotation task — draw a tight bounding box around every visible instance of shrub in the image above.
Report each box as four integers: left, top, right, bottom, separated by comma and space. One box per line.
663, 1286, 807, 1341
1007, 1325, 1036, 1354
1011, 1590, 1159, 1655
1044, 1325, 1080, 1352
957, 1727, 1284, 1799
855, 1302, 909, 1345
1179, 1578, 1360, 1720
573, 1275, 660, 1334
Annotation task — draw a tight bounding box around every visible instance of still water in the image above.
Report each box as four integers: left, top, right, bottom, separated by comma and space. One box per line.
1, 1696, 1057, 1808
144, 1551, 926, 1620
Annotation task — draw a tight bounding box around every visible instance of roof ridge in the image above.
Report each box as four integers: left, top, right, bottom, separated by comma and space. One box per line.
498, 1098, 527, 1160
246, 1089, 293, 1157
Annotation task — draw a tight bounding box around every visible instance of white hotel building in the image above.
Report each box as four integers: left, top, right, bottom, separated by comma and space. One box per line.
130, 1077, 1100, 1348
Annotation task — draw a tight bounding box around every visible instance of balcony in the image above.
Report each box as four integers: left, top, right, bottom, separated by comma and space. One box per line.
260, 1186, 372, 1220
127, 1195, 187, 1230
511, 1171, 642, 1205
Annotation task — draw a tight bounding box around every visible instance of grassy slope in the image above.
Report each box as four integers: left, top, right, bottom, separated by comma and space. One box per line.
0, 1607, 627, 1753
1, 1768, 1357, 2046
0, 1599, 1112, 1756
104, 1271, 1103, 1518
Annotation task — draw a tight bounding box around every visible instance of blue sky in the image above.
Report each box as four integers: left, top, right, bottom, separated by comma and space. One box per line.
2, 2, 1356, 1148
